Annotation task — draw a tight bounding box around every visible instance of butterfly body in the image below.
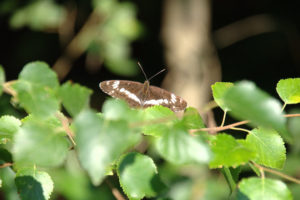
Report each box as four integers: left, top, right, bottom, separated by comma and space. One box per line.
99, 80, 187, 112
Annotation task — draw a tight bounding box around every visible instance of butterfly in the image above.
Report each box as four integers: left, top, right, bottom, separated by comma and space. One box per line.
99, 63, 187, 112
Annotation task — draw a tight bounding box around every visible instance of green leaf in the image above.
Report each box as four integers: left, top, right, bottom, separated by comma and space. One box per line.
18, 61, 59, 89
239, 177, 292, 200
211, 82, 234, 111
12, 61, 60, 118
182, 107, 205, 130
0, 65, 5, 96
142, 106, 176, 137
209, 134, 256, 168
102, 98, 141, 122
156, 123, 210, 164
13, 117, 69, 168
15, 168, 54, 200
117, 152, 165, 200
10, 1, 66, 31
0, 167, 20, 200
0, 115, 21, 144
59, 81, 92, 117
246, 127, 286, 169
223, 81, 291, 142
74, 109, 140, 185
276, 78, 300, 104
0, 148, 13, 163
12, 80, 60, 118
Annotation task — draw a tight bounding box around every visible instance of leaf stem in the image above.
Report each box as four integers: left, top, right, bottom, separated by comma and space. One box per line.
281, 103, 287, 112
252, 162, 300, 184
220, 110, 227, 127
230, 127, 250, 133
222, 167, 236, 193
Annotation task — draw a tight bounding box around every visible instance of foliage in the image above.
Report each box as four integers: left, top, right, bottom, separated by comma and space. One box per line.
4, 0, 142, 77
0, 62, 299, 200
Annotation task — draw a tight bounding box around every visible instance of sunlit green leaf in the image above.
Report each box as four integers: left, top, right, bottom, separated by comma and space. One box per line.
15, 168, 53, 200
223, 81, 291, 142
117, 152, 165, 200
11, 61, 60, 118
142, 106, 176, 137
18, 61, 59, 89
12, 80, 59, 118
239, 177, 292, 200
209, 134, 255, 168
105, 57, 139, 76
0, 115, 21, 144
276, 78, 300, 104
102, 98, 141, 122
91, 0, 142, 76
246, 127, 286, 169
211, 82, 234, 111
156, 123, 210, 164
13, 117, 69, 168
10, 1, 66, 31
59, 81, 92, 117
182, 107, 205, 130
0, 167, 20, 200
74, 109, 140, 185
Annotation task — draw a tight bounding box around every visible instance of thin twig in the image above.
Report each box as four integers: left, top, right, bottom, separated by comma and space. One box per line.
105, 179, 126, 200
3, 81, 17, 96
284, 113, 300, 118
190, 113, 300, 134
53, 9, 103, 80
189, 120, 250, 134
252, 162, 300, 184
0, 162, 12, 168
56, 112, 76, 146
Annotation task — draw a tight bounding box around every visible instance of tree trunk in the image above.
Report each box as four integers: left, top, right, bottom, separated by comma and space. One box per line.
161, 0, 221, 113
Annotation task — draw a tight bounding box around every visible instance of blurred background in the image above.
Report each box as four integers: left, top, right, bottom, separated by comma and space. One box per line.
0, 0, 299, 199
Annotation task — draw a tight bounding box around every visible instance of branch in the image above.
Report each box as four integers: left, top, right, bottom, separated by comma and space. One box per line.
53, 9, 103, 80
190, 120, 250, 134
3, 81, 17, 97
0, 162, 12, 168
105, 179, 126, 200
252, 162, 300, 184
190, 113, 300, 134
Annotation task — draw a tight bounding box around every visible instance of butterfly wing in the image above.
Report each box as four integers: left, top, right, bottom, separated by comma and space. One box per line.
144, 85, 187, 112
99, 80, 144, 108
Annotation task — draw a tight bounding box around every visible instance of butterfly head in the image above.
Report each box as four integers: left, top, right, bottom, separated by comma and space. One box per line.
143, 80, 150, 96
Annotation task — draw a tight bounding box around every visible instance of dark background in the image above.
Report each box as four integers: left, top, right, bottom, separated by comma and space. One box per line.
0, 0, 299, 110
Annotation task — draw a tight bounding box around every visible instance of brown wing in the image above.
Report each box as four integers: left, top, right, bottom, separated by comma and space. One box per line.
143, 85, 187, 112
99, 80, 144, 108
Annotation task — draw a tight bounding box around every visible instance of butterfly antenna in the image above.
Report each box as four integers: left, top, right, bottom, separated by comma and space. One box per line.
148, 69, 166, 81
137, 62, 148, 80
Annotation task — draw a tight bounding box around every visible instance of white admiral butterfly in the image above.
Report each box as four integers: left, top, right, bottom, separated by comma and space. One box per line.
99, 63, 187, 112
